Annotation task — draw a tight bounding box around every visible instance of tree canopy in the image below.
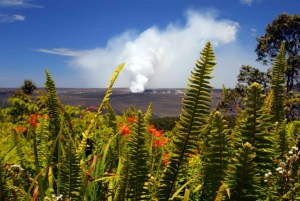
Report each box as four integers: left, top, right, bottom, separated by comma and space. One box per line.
21, 79, 37, 95
255, 13, 300, 91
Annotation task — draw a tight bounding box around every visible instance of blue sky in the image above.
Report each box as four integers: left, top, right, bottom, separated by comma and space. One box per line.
1, 0, 299, 92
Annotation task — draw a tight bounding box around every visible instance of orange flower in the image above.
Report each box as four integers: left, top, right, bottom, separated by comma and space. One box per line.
15, 126, 26, 132
120, 125, 130, 135
127, 117, 136, 123
149, 125, 156, 133
162, 153, 169, 165
153, 137, 168, 147
153, 140, 160, 147
27, 114, 41, 127
148, 125, 164, 137
30, 119, 38, 127
159, 137, 168, 146
15, 126, 20, 132
153, 129, 163, 137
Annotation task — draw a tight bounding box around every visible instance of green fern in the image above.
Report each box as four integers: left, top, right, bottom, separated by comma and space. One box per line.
45, 69, 61, 141
58, 139, 82, 200
157, 42, 216, 200
223, 142, 261, 201
128, 111, 150, 200
144, 102, 153, 122
200, 110, 232, 200
116, 111, 150, 200
270, 43, 287, 123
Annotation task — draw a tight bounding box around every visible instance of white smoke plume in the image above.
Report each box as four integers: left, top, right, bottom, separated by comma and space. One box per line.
37, 10, 240, 92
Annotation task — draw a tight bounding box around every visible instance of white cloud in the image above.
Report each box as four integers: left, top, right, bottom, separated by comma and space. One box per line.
251, 28, 257, 36
36, 48, 83, 57
38, 10, 261, 92
0, 0, 43, 8
0, 14, 25, 22
240, 0, 253, 5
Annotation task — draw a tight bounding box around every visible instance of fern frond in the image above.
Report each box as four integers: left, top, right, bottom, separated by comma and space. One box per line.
45, 69, 61, 140
157, 42, 216, 200
0, 157, 11, 200
77, 63, 125, 155
200, 110, 232, 200
36, 117, 49, 170
263, 88, 273, 111
223, 142, 261, 201
58, 140, 82, 200
117, 152, 130, 201
144, 102, 153, 122
236, 83, 276, 172
127, 111, 150, 200
270, 42, 287, 123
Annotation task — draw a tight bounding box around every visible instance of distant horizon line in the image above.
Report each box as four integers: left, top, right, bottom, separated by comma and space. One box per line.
0, 87, 223, 90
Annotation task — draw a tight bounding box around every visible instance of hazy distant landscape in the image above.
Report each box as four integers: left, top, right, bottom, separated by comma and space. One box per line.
0, 88, 224, 118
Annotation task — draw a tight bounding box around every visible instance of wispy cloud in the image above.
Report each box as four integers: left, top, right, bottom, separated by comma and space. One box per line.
36, 48, 83, 57
251, 28, 257, 36
37, 10, 260, 92
240, 0, 253, 5
0, 0, 43, 8
0, 13, 24, 22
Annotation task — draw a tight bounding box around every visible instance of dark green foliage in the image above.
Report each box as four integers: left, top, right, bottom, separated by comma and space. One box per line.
21, 79, 37, 95
200, 110, 232, 200
128, 111, 150, 200
237, 65, 271, 90
224, 142, 262, 201
0, 158, 10, 201
149, 116, 179, 131
58, 140, 82, 200
255, 13, 300, 92
223, 115, 236, 129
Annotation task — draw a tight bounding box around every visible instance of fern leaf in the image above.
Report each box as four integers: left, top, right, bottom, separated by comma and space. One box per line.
127, 111, 150, 200
270, 42, 287, 123
200, 110, 232, 200
77, 63, 125, 155
58, 140, 82, 200
236, 83, 276, 172
157, 42, 216, 200
117, 111, 150, 200
223, 142, 261, 201
144, 102, 153, 122
45, 69, 61, 141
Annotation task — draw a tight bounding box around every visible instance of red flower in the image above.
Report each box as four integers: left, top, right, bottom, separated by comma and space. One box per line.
127, 117, 137, 123
159, 137, 168, 146
27, 114, 41, 127
153, 138, 168, 147
153, 129, 163, 137
30, 119, 38, 127
162, 153, 169, 165
148, 125, 164, 137
120, 125, 130, 135
15, 126, 26, 132
153, 140, 160, 147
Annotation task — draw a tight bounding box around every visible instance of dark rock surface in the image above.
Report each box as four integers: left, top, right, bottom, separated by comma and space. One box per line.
0, 88, 224, 118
